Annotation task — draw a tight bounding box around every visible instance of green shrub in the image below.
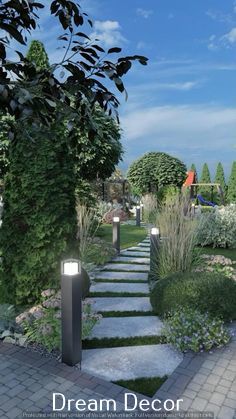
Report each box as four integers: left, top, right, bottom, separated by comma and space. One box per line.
198, 206, 236, 248
21, 299, 101, 352
0, 126, 77, 305
150, 271, 236, 321
127, 152, 187, 195
163, 308, 230, 352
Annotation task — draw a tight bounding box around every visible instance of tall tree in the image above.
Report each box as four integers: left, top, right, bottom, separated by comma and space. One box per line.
190, 163, 198, 182
198, 163, 211, 201
227, 162, 236, 203
214, 162, 227, 203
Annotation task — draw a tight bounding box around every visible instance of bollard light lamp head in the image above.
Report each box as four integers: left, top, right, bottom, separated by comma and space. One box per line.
61, 259, 81, 276
113, 216, 120, 223
136, 205, 140, 209
151, 227, 160, 235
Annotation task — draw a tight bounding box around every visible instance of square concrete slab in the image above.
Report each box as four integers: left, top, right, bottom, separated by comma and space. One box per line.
124, 247, 150, 253
87, 316, 163, 339
112, 257, 150, 264
94, 271, 148, 281
120, 251, 150, 257
82, 345, 183, 381
90, 297, 152, 312
90, 282, 149, 294
102, 264, 149, 272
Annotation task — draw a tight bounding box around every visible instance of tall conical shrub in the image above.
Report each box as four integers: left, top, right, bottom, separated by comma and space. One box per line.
227, 161, 236, 203
214, 162, 227, 204
190, 163, 198, 182
198, 163, 211, 201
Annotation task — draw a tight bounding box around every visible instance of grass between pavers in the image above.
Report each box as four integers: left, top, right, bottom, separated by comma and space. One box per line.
83, 335, 166, 349
114, 376, 168, 398
90, 292, 150, 297
94, 279, 148, 284
96, 224, 147, 249
111, 261, 150, 265
199, 246, 236, 261
99, 311, 154, 317
101, 269, 149, 273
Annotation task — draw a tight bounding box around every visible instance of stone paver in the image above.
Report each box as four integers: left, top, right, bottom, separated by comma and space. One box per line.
112, 256, 150, 264
154, 330, 236, 417
123, 247, 150, 253
120, 247, 150, 257
102, 263, 149, 272
90, 297, 152, 312
87, 316, 163, 339
90, 282, 149, 294
94, 271, 148, 281
82, 344, 183, 381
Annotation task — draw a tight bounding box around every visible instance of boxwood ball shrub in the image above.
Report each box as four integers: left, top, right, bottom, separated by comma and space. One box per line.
150, 271, 236, 321
163, 308, 230, 352
127, 152, 187, 196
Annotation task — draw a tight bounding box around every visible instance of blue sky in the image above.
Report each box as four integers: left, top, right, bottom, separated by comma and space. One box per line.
18, 0, 236, 178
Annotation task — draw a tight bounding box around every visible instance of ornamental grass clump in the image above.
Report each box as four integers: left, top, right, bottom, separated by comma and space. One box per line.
142, 194, 158, 223
76, 203, 100, 263
154, 194, 201, 278
163, 308, 230, 352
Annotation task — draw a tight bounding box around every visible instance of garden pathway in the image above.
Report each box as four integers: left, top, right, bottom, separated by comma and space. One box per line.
82, 237, 183, 382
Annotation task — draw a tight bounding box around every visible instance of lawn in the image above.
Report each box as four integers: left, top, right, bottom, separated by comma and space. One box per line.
96, 224, 147, 249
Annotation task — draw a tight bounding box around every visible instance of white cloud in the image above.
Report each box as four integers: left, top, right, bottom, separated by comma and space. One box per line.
221, 27, 236, 45
206, 9, 233, 24
132, 80, 203, 92
91, 20, 127, 47
121, 105, 236, 153
136, 8, 153, 19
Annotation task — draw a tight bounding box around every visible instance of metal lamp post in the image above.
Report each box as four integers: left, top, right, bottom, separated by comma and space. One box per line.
150, 227, 160, 276
61, 259, 82, 367
140, 203, 144, 221
136, 205, 141, 227
113, 216, 120, 254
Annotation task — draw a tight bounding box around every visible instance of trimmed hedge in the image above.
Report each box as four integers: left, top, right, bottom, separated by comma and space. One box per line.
150, 271, 236, 321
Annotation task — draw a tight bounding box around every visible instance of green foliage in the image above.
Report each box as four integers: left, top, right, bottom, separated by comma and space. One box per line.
127, 152, 187, 195
0, 114, 12, 181
198, 206, 236, 248
25, 308, 61, 352
214, 162, 227, 204
26, 40, 50, 70
1, 1, 148, 127
227, 161, 236, 203
163, 308, 230, 352
71, 106, 123, 181
23, 300, 101, 352
198, 163, 211, 200
190, 163, 198, 182
0, 126, 77, 305
215, 162, 226, 192
150, 271, 236, 321
156, 185, 179, 205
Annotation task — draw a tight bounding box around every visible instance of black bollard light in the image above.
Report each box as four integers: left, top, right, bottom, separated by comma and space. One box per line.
150, 227, 160, 276
61, 259, 82, 366
136, 205, 141, 227
113, 216, 120, 254
140, 203, 144, 221
191, 203, 195, 218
